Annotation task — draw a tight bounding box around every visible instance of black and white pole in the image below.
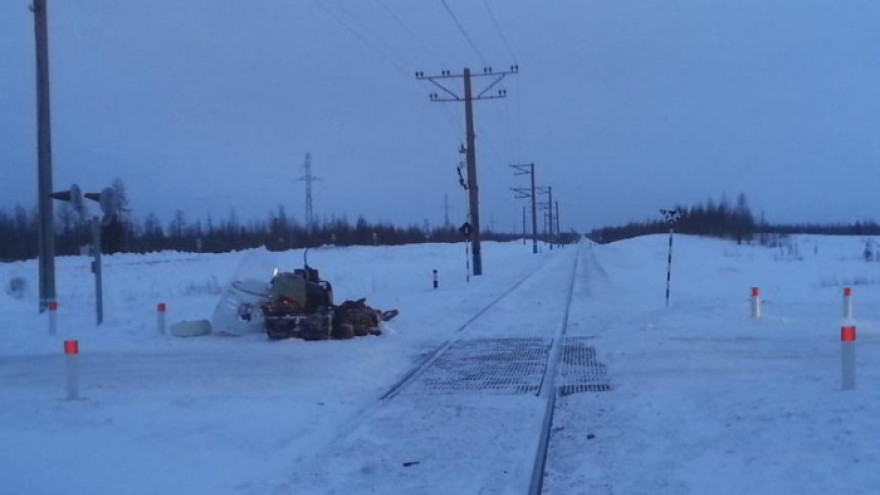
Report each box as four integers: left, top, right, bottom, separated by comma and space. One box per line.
64, 340, 79, 400
465, 244, 471, 283
841, 325, 856, 391
432, 269, 439, 290
660, 209, 682, 307
460, 222, 472, 283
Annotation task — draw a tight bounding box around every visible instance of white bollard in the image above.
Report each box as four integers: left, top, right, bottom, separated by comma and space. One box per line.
750, 287, 761, 319
64, 340, 80, 400
157, 303, 167, 335
843, 287, 853, 319
841, 326, 856, 391
48, 300, 57, 336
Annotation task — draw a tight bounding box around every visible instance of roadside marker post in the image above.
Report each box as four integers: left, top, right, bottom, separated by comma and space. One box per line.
841, 325, 856, 391
750, 287, 761, 319
433, 269, 439, 290
64, 340, 80, 400
157, 302, 167, 335
843, 287, 853, 319
48, 300, 57, 336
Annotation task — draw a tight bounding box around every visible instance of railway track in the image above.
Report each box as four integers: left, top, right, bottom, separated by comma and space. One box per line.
379, 241, 598, 494
379, 245, 576, 401
285, 242, 608, 495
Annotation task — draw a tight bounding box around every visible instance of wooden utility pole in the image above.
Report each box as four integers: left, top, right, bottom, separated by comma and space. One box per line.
32, 0, 56, 312
416, 65, 519, 275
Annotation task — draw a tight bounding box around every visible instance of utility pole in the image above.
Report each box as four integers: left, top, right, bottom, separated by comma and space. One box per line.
416, 65, 519, 275
555, 200, 560, 244
510, 163, 538, 254
537, 186, 553, 250
296, 152, 320, 236
443, 194, 450, 228
521, 206, 526, 245
32, 0, 56, 312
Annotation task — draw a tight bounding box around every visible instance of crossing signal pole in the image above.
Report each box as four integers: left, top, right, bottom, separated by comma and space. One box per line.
416, 65, 519, 275
510, 163, 538, 254
660, 208, 683, 307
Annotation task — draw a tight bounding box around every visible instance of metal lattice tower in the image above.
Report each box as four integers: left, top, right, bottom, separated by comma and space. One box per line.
297, 152, 320, 232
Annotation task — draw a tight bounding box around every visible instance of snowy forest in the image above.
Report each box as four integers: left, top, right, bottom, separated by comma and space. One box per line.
0, 180, 578, 261
590, 193, 880, 244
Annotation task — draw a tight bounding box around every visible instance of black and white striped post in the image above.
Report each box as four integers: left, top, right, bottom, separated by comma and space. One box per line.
660, 209, 683, 307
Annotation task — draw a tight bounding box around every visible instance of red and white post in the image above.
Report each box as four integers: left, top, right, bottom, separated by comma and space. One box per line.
64, 340, 79, 400
48, 300, 58, 336
841, 325, 856, 391
843, 287, 853, 319
750, 287, 761, 319
157, 303, 167, 335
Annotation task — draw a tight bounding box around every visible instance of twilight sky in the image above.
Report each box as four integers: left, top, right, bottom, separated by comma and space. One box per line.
3, 1, 880, 233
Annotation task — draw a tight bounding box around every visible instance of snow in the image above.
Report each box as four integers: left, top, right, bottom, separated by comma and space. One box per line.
2, 235, 880, 494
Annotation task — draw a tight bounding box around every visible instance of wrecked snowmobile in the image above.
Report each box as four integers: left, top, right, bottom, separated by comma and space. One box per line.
211, 249, 397, 340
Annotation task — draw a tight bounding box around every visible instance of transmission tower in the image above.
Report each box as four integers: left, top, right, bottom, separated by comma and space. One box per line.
415, 65, 519, 276
297, 152, 320, 233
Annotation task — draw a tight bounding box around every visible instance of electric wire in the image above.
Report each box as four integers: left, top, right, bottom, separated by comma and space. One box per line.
438, 0, 489, 66
327, 0, 420, 70
481, 0, 517, 63
372, 0, 448, 68
309, 0, 411, 77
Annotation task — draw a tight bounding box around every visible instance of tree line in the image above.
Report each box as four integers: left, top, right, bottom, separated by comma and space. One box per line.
0, 180, 577, 261
589, 193, 880, 244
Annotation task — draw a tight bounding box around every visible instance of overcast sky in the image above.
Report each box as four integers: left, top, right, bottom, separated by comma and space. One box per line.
3, 1, 880, 233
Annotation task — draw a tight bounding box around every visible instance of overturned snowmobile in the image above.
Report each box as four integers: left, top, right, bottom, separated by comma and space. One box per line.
211, 249, 397, 340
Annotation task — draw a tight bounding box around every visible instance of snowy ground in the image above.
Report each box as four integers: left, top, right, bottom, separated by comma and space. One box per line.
547, 235, 880, 495
2, 235, 880, 494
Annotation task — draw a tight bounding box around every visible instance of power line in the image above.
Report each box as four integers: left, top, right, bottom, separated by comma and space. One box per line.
328, 0, 418, 69
309, 0, 410, 76
438, 0, 489, 66
481, 0, 517, 62
373, 0, 447, 68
